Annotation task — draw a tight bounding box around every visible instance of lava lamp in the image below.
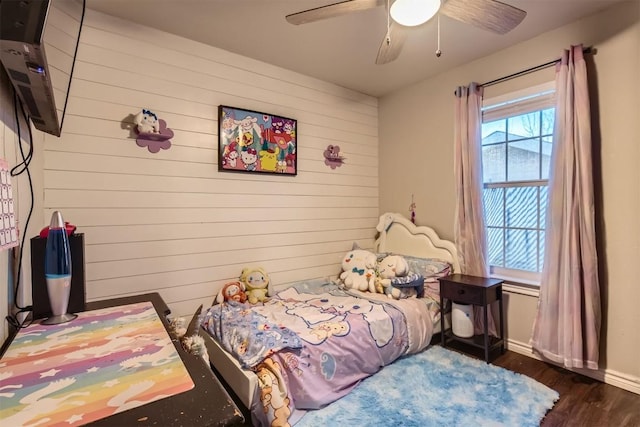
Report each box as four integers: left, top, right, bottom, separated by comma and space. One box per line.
42, 211, 77, 325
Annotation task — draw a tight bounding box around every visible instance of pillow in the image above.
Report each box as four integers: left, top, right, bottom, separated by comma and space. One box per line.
403, 256, 452, 280
398, 256, 453, 300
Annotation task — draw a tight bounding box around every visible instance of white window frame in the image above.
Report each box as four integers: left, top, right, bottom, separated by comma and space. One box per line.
482, 81, 555, 287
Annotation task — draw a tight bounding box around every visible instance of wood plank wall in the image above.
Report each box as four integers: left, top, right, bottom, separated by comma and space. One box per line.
42, 9, 380, 317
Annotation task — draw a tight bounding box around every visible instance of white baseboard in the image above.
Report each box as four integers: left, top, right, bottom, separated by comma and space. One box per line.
506, 339, 640, 396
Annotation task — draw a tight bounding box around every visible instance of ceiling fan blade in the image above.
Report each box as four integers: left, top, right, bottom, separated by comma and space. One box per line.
440, 0, 526, 34
375, 21, 409, 65
286, 0, 382, 25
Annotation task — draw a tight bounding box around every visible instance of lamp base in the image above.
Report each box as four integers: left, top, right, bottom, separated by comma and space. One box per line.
42, 313, 78, 325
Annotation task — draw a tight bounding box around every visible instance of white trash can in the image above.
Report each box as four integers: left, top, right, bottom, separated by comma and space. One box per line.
451, 302, 474, 338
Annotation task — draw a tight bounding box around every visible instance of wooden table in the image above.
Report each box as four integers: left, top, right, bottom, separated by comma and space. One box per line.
438, 274, 505, 363
1, 293, 245, 426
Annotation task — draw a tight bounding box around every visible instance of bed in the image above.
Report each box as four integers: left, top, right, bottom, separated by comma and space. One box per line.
200, 212, 460, 426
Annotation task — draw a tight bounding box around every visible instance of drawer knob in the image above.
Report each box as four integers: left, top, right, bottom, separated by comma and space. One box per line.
457, 289, 465, 295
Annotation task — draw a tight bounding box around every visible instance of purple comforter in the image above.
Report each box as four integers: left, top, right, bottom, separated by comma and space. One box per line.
204, 281, 436, 426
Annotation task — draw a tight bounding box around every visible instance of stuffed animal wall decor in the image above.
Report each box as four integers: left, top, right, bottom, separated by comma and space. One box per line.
240, 267, 270, 304
216, 281, 248, 304
133, 108, 174, 153
339, 249, 377, 291
135, 109, 160, 133
323, 144, 345, 169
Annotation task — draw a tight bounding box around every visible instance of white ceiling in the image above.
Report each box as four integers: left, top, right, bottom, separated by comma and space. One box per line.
85, 0, 625, 97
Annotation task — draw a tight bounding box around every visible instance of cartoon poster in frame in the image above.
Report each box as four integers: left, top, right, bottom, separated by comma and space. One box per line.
218, 105, 297, 175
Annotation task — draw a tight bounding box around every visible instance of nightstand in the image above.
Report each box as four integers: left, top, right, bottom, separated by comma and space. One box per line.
438, 274, 505, 363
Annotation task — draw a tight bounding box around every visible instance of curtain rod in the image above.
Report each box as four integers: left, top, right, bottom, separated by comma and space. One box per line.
480, 46, 593, 88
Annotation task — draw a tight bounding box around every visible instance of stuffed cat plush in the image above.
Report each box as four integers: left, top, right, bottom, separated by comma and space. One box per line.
240, 267, 270, 304
339, 249, 377, 291
377, 255, 418, 299
216, 281, 247, 304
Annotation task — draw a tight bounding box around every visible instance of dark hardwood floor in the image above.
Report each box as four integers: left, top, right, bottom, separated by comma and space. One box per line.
491, 350, 640, 427
214, 347, 640, 426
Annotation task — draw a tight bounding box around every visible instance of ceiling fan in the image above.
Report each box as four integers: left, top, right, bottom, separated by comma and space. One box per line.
285, 0, 527, 64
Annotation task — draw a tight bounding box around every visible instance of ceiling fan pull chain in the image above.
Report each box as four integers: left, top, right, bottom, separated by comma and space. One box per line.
436, 13, 442, 57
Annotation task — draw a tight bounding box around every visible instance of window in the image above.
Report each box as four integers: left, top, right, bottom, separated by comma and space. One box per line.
481, 84, 555, 284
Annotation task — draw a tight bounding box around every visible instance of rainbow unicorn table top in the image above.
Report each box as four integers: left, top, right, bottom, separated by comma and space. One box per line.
0, 301, 194, 426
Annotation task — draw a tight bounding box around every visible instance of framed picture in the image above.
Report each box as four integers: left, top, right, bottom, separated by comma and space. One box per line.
218, 105, 297, 176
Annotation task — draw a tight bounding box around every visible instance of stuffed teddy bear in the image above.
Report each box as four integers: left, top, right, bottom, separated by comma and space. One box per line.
377, 254, 417, 299
339, 249, 377, 291
134, 109, 160, 134
216, 281, 247, 304
240, 267, 270, 304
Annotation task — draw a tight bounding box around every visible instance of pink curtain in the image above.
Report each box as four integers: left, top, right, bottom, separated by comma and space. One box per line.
530, 45, 601, 369
453, 83, 496, 336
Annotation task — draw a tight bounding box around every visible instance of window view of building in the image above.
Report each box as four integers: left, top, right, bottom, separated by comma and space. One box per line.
481, 95, 554, 281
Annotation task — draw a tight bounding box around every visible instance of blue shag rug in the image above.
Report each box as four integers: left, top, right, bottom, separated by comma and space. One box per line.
296, 345, 558, 427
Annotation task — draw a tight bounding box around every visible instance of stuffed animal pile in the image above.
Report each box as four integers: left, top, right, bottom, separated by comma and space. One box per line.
338, 249, 423, 300
216, 252, 424, 305
215, 267, 270, 305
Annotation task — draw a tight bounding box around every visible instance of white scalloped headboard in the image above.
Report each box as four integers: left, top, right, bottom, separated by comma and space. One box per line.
374, 212, 460, 273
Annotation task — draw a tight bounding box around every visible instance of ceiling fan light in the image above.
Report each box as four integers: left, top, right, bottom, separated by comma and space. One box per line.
390, 0, 441, 27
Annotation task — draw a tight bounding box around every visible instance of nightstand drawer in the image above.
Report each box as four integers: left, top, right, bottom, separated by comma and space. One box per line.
440, 282, 484, 305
